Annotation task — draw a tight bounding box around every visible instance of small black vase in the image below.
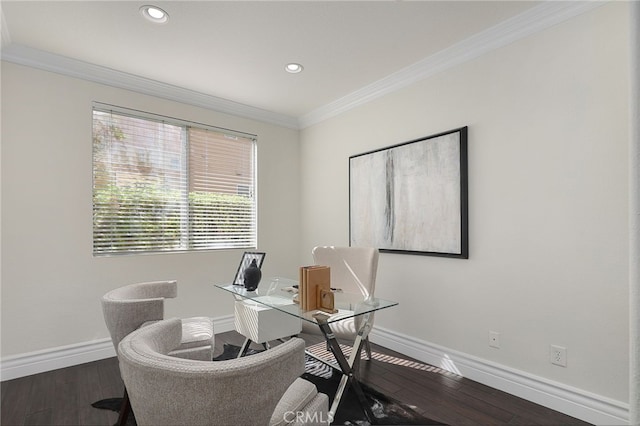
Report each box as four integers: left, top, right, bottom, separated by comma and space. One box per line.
243, 259, 262, 291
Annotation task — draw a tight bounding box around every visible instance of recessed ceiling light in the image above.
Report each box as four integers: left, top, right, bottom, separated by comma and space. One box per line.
285, 63, 304, 74
140, 5, 169, 24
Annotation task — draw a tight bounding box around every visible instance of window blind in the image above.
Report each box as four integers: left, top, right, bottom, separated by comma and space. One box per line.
92, 105, 257, 255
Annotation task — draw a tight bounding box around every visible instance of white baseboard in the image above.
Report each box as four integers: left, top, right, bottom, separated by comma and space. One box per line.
369, 326, 629, 426
212, 314, 235, 334
1, 338, 117, 382
1, 317, 629, 425
0, 315, 236, 382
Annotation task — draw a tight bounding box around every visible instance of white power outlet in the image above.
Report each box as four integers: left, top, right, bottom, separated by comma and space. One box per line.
489, 331, 500, 349
550, 345, 567, 367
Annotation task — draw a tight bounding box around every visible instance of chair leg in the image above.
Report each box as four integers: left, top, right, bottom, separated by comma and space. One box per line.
116, 388, 131, 426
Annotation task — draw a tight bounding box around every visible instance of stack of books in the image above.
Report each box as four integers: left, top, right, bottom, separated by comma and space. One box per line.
299, 265, 337, 313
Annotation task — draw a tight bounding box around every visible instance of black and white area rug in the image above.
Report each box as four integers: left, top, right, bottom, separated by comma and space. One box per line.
92, 342, 444, 425
215, 343, 443, 425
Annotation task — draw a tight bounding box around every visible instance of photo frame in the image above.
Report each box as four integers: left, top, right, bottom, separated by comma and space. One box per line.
233, 251, 266, 285
349, 127, 468, 258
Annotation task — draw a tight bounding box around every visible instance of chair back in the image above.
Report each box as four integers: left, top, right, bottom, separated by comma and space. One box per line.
101, 280, 178, 352
118, 318, 306, 426
312, 246, 379, 300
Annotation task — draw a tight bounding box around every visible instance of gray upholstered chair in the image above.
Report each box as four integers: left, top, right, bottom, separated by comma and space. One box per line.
101, 280, 215, 424
118, 318, 329, 426
302, 246, 379, 358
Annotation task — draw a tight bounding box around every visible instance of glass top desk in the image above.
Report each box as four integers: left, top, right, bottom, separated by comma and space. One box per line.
215, 277, 398, 423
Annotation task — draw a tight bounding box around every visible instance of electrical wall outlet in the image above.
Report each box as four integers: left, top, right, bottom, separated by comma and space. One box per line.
489, 331, 500, 349
550, 345, 567, 367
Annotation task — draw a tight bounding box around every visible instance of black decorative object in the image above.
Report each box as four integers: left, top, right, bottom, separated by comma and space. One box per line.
243, 259, 262, 291
233, 251, 266, 286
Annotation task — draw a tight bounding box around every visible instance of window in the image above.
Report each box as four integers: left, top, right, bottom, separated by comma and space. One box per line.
92, 103, 257, 255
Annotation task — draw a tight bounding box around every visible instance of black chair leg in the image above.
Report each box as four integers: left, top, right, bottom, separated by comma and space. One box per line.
115, 388, 130, 426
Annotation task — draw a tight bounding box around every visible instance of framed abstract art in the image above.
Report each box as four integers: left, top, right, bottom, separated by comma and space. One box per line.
349, 127, 468, 258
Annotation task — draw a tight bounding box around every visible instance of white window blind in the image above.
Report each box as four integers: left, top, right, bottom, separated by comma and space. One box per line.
92, 104, 257, 255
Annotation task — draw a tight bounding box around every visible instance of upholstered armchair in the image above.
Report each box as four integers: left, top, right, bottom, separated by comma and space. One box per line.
101, 280, 215, 424
301, 246, 379, 358
118, 318, 329, 426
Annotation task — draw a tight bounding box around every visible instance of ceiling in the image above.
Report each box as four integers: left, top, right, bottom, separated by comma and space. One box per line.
1, 1, 541, 123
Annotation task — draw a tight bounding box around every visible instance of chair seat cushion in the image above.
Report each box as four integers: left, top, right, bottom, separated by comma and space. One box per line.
270, 378, 318, 426
141, 316, 214, 360
178, 316, 214, 349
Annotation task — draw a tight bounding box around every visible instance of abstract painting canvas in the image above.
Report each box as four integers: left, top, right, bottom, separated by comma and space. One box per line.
349, 127, 468, 258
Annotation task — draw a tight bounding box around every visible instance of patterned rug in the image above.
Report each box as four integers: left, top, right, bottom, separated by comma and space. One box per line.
216, 342, 443, 425
92, 342, 444, 425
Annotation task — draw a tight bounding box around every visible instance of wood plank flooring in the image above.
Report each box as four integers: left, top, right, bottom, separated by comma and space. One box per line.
1, 331, 591, 426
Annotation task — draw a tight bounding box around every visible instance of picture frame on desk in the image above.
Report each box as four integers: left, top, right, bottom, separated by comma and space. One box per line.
233, 251, 266, 286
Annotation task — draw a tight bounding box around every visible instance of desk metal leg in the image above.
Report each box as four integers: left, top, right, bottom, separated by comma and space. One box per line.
237, 338, 271, 358
364, 336, 373, 360
237, 338, 252, 358
313, 312, 375, 424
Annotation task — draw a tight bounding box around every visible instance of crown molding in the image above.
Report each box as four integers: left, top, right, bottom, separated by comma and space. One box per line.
0, 44, 300, 130
298, 1, 608, 129
1, 1, 607, 131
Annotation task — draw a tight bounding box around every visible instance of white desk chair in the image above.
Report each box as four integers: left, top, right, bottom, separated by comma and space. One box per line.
302, 246, 379, 359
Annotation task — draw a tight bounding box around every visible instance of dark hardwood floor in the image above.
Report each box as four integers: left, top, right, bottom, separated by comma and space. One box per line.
1, 331, 591, 426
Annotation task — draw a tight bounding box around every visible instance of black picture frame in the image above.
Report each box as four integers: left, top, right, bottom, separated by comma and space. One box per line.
233, 251, 266, 285
349, 126, 468, 258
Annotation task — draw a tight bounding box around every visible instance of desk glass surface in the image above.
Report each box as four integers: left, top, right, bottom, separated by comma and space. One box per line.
215, 277, 397, 325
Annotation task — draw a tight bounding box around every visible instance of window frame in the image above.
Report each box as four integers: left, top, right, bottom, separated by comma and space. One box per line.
91, 102, 258, 256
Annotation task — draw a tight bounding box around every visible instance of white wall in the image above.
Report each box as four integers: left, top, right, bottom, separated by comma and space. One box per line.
0, 1, 632, 421
300, 2, 629, 404
0, 62, 301, 357
628, 2, 640, 423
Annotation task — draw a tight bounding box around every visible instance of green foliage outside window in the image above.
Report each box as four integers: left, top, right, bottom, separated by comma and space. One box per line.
93, 185, 253, 253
